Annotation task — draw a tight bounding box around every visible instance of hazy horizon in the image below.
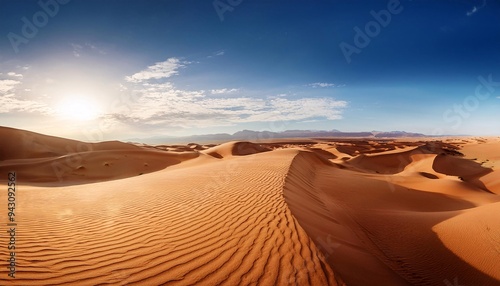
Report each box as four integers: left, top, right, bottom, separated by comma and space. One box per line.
1, 0, 499, 141
0, 125, 489, 145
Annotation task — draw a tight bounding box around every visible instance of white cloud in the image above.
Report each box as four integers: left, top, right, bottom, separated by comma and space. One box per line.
0, 79, 21, 93
116, 61, 348, 129
467, 6, 478, 16
0, 76, 50, 114
308, 82, 335, 88
112, 79, 347, 128
467, 0, 486, 16
0, 94, 51, 114
268, 93, 289, 99
71, 42, 107, 58
125, 58, 185, 83
210, 88, 239, 94
244, 98, 346, 122
7, 72, 23, 78
85, 42, 107, 55
208, 50, 225, 58
71, 43, 83, 57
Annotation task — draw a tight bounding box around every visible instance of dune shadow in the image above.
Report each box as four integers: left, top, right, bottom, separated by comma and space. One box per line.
283, 151, 500, 286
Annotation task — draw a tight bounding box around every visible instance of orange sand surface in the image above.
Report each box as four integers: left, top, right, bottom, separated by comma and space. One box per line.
0, 126, 499, 285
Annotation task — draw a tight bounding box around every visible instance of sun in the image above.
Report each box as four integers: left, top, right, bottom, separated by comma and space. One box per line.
55, 97, 101, 121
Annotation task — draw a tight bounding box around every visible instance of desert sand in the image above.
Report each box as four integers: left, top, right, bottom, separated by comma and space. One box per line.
0, 126, 499, 285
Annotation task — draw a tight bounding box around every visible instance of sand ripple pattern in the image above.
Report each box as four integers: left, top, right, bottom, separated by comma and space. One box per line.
0, 149, 341, 285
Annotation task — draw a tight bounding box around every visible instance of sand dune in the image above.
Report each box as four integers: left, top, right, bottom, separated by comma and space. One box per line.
0, 128, 341, 285
434, 201, 500, 281
283, 139, 500, 286
0, 149, 198, 183
0, 126, 199, 183
0, 126, 140, 161
0, 127, 499, 285
460, 139, 500, 194
201, 141, 272, 159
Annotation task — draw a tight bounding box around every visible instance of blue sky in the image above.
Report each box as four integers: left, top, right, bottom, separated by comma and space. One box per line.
0, 0, 499, 140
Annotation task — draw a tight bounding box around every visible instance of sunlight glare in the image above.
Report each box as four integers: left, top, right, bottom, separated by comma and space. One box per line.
55, 97, 100, 121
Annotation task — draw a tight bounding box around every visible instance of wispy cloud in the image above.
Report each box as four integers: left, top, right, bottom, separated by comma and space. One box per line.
71, 42, 108, 58
7, 72, 23, 78
110, 58, 348, 130
1, 94, 51, 114
71, 43, 83, 57
210, 88, 239, 94
308, 82, 335, 88
111, 80, 347, 129
85, 42, 107, 55
125, 58, 185, 83
208, 50, 225, 58
467, 0, 486, 16
256, 97, 346, 121
0, 79, 21, 93
0, 78, 49, 114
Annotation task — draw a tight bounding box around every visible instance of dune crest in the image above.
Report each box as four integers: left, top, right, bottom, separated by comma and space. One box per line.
201, 141, 271, 159
283, 138, 500, 285
0, 126, 199, 184
0, 133, 343, 285
1, 127, 499, 285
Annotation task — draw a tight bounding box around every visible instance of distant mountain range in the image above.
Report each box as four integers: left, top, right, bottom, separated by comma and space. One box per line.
128, 130, 428, 144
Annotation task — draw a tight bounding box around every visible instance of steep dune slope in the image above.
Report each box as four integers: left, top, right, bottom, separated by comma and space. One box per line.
284, 145, 500, 286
